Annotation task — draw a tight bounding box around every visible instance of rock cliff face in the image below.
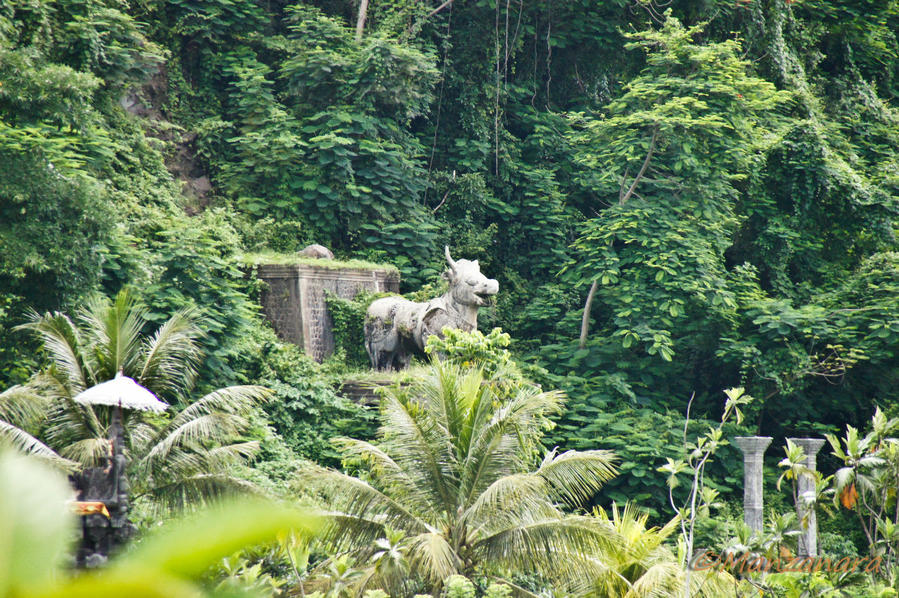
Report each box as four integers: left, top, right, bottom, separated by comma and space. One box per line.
120, 69, 213, 211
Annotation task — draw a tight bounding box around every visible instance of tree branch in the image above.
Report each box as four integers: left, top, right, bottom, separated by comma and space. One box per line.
620, 126, 658, 206
618, 166, 630, 203
428, 0, 454, 18
578, 126, 658, 348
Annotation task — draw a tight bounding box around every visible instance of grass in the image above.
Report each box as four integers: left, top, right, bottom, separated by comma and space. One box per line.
342, 362, 432, 384
238, 251, 398, 272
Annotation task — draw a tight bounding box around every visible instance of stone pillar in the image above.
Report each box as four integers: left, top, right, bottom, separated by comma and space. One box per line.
734, 436, 773, 533
788, 437, 826, 557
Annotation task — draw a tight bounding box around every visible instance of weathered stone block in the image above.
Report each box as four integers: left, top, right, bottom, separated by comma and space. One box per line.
256, 263, 399, 362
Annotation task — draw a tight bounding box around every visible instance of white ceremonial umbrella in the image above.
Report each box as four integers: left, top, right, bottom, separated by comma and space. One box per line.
74, 372, 168, 413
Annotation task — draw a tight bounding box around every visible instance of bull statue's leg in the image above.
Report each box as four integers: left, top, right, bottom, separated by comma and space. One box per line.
364, 321, 377, 369
365, 325, 399, 371
365, 298, 406, 371
371, 336, 392, 370
395, 347, 413, 370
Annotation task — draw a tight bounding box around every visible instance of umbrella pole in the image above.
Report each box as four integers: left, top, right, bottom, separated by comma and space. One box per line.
110, 404, 124, 460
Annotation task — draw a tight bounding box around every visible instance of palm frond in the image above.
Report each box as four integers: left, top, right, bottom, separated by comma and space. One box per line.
0, 385, 47, 428
626, 562, 682, 598
298, 463, 432, 545
58, 436, 112, 466
78, 290, 145, 378
596, 503, 679, 560
535, 449, 619, 507
168, 385, 270, 428
140, 446, 208, 481
379, 390, 458, 516
143, 473, 261, 512
415, 364, 484, 454
316, 512, 395, 551
461, 473, 557, 532
459, 430, 526, 510
140, 440, 259, 485
459, 386, 565, 506
574, 551, 635, 597
0, 420, 77, 471
145, 413, 251, 463
42, 398, 104, 457
405, 531, 461, 584
473, 515, 619, 581
202, 440, 260, 465
138, 309, 202, 397
189, 441, 260, 475
333, 437, 442, 522
16, 311, 92, 392
128, 421, 158, 454
689, 568, 735, 597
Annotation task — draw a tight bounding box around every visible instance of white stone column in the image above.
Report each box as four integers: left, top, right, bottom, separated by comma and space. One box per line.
788, 437, 826, 557
734, 436, 773, 533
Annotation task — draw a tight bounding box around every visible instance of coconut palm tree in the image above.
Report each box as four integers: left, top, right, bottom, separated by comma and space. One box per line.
589, 503, 733, 598
300, 363, 620, 597
0, 289, 269, 509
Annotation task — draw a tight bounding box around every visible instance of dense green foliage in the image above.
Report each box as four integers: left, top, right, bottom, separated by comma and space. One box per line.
3, 0, 899, 593
4, 0, 899, 438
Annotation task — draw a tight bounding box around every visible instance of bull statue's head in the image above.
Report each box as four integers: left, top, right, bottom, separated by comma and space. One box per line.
444, 246, 499, 307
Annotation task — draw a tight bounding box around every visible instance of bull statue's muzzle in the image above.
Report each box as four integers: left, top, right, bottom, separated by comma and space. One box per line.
474, 279, 499, 306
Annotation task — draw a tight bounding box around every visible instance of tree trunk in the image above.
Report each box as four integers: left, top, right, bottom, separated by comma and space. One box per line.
578, 279, 599, 349
355, 0, 369, 41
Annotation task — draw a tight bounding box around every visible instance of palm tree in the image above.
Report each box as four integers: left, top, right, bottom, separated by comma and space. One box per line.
300, 362, 619, 597
0, 289, 270, 509
590, 503, 732, 598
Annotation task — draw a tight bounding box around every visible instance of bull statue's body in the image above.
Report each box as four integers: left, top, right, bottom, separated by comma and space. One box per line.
364, 247, 499, 370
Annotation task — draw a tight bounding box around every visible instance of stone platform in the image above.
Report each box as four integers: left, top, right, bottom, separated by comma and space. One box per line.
338, 378, 412, 406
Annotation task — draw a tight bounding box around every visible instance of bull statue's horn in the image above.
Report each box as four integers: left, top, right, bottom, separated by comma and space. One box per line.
444, 245, 457, 273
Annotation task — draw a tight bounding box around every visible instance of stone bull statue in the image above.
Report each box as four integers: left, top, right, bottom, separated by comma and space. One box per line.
364, 247, 499, 370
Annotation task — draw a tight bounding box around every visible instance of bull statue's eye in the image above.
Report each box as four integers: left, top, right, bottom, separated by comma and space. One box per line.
467, 279, 477, 286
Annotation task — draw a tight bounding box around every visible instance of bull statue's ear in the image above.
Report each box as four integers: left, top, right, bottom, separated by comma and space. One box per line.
443, 268, 454, 282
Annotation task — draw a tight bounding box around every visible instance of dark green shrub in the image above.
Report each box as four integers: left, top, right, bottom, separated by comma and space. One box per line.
325, 291, 394, 369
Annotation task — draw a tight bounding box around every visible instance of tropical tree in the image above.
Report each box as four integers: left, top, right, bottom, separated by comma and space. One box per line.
300, 362, 619, 597
0, 289, 270, 509
590, 503, 732, 598
828, 407, 899, 558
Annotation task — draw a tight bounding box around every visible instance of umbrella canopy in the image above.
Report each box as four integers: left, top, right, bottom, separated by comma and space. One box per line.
74, 373, 168, 413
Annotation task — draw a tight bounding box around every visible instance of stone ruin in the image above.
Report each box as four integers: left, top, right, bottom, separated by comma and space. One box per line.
254, 246, 399, 362
735, 436, 825, 557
